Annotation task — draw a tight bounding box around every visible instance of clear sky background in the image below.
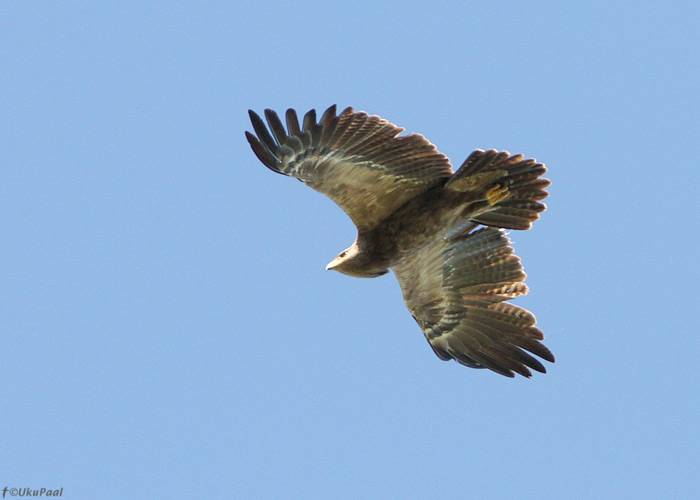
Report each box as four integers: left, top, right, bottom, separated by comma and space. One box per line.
2, 2, 699, 499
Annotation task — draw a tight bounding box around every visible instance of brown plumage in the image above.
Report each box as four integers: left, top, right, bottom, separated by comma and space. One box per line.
246, 105, 554, 378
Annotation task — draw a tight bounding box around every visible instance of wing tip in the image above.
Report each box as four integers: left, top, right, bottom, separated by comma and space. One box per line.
245, 129, 282, 174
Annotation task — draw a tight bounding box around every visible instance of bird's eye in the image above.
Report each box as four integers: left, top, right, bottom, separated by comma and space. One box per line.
340, 251, 347, 258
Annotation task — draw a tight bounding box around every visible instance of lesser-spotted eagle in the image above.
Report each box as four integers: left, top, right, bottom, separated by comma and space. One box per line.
246, 105, 554, 378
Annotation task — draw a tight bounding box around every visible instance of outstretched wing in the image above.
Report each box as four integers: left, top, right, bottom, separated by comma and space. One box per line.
246, 105, 454, 231
393, 227, 554, 378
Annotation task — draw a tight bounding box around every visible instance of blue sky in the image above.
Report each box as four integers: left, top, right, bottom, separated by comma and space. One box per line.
2, 1, 699, 499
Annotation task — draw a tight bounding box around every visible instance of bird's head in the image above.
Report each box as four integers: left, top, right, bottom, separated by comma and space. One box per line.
326, 242, 388, 278
325, 244, 360, 274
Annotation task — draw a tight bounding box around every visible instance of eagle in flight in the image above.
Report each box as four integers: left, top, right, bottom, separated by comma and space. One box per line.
246, 105, 554, 378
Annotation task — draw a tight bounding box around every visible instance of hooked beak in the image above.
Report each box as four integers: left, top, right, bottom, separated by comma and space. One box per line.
325, 262, 334, 271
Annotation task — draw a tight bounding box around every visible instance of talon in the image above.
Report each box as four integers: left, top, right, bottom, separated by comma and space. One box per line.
486, 184, 509, 205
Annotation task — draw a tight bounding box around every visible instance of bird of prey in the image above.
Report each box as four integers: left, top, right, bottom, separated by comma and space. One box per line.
246, 105, 554, 378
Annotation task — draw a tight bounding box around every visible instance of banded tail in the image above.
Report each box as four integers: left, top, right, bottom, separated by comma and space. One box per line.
446, 149, 550, 230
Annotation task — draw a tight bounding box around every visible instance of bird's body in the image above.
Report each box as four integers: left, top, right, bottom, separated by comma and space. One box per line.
246, 105, 554, 378
331, 186, 447, 277
335, 185, 483, 277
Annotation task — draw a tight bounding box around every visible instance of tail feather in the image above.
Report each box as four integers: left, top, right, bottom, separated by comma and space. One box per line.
446, 149, 550, 230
